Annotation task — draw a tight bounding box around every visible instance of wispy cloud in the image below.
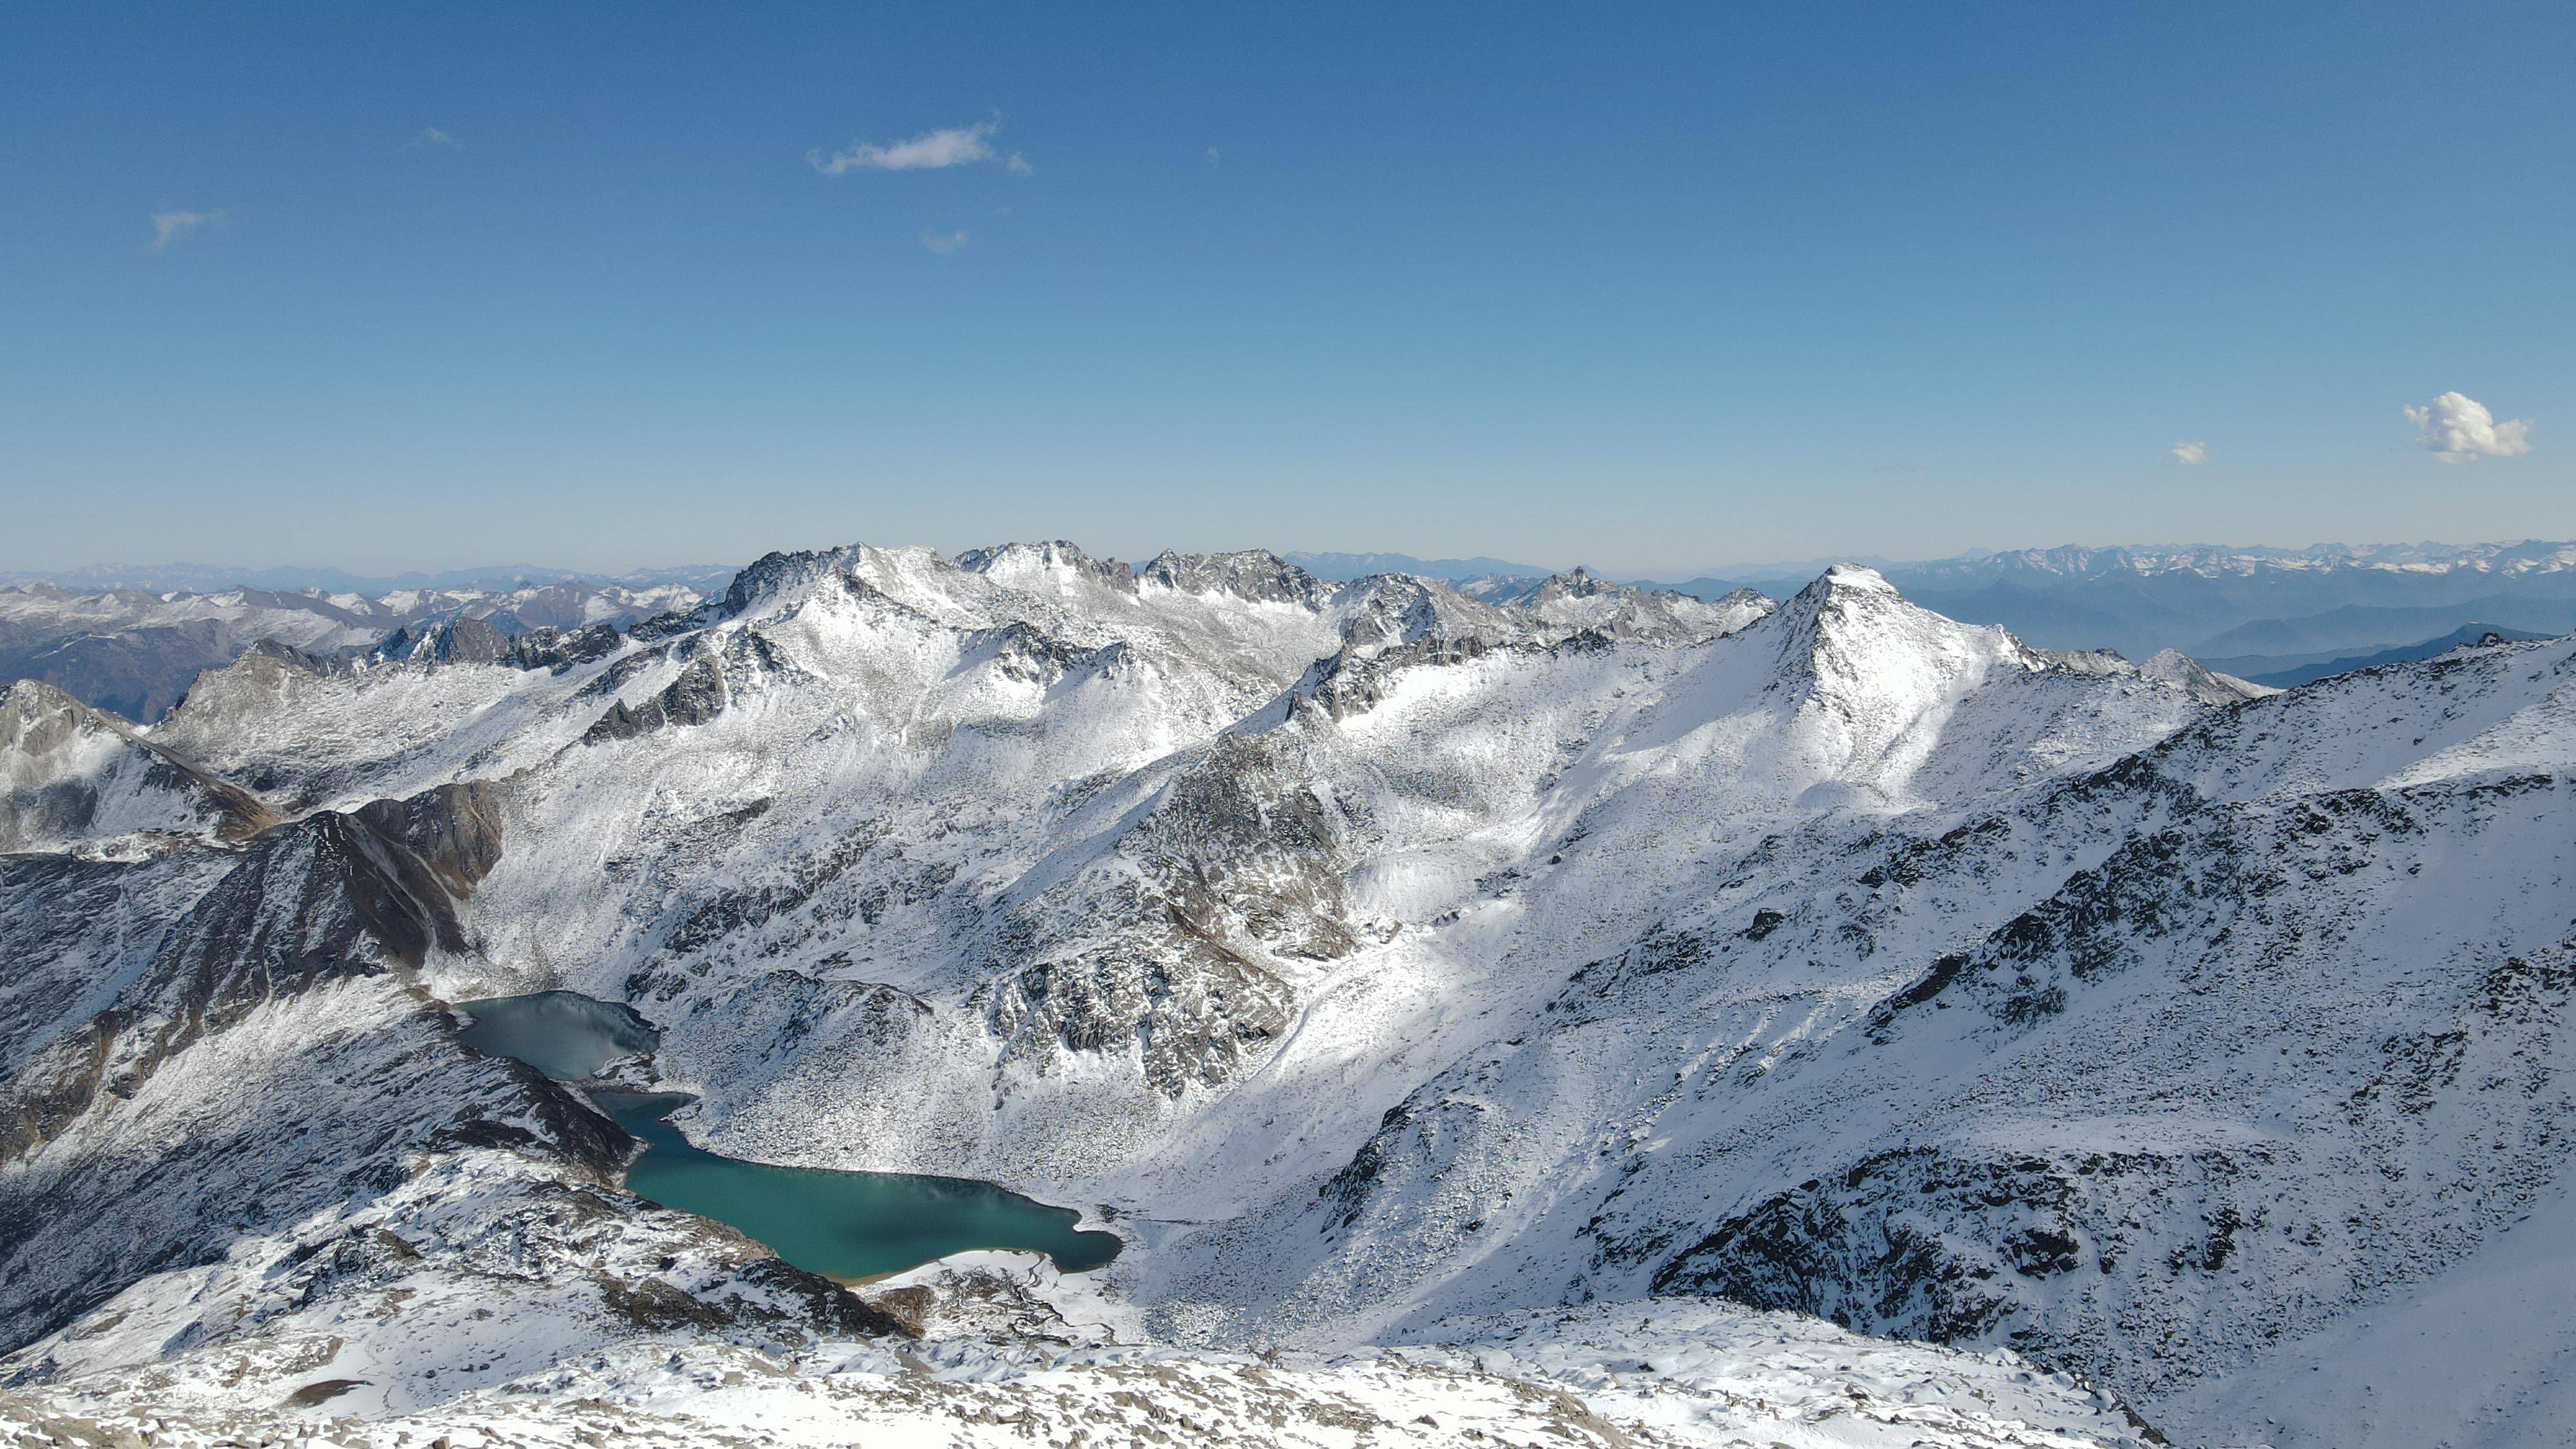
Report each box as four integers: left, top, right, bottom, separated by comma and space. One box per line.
146, 209, 225, 252
811, 117, 1023, 175
2406, 391, 2533, 463
416, 126, 459, 148
1006, 153, 1033, 176
1206, 146, 1222, 167
2169, 440, 2210, 466
920, 229, 969, 255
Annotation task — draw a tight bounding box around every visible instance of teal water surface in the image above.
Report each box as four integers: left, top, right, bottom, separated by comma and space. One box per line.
455, 991, 661, 1081
450, 990, 1121, 1280
604, 1092, 1121, 1280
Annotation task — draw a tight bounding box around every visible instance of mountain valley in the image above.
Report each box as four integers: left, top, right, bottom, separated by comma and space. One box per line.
3, 540, 2570, 1448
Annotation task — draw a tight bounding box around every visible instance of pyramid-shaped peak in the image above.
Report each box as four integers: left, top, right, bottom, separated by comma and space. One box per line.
1763, 560, 2032, 682
1770, 565, 1913, 632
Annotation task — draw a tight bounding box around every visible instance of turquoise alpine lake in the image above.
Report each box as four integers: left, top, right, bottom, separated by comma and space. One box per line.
451, 991, 1121, 1280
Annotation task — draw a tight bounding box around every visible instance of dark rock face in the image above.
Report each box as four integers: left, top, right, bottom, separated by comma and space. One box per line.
0, 779, 585, 1349
720, 548, 855, 618
1140, 734, 1353, 962
987, 940, 1294, 1097
334, 781, 509, 961
1651, 1146, 2127, 1347
372, 616, 515, 667
1334, 574, 1522, 658
963, 622, 1106, 685
585, 655, 728, 743
506, 622, 628, 674
1, 779, 509, 1166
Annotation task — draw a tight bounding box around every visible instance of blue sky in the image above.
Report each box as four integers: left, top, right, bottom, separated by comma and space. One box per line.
4, 2, 2570, 576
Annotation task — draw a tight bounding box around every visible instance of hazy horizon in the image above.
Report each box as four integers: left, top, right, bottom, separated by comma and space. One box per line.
15, 529, 2576, 591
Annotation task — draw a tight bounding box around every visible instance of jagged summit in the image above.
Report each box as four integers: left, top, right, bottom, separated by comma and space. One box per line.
956, 539, 1139, 598
1139, 549, 1329, 607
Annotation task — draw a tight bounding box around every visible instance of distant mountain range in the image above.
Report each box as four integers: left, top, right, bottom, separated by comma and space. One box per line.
0, 578, 714, 720
2227, 623, 2553, 688
9, 542, 2575, 725
2, 561, 737, 595
1297, 541, 2576, 676
1862, 542, 2576, 665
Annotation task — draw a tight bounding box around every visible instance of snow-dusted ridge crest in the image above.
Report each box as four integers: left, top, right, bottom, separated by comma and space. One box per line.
3, 538, 2570, 1449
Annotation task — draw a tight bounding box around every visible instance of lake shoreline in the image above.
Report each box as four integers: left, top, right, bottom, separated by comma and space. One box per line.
453, 989, 1124, 1282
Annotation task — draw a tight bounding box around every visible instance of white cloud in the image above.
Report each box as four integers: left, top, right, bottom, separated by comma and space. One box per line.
146, 209, 224, 251
2406, 391, 2533, 462
1005, 153, 1033, 176
811, 118, 1011, 175
417, 126, 459, 147
2170, 440, 2210, 466
920, 229, 969, 254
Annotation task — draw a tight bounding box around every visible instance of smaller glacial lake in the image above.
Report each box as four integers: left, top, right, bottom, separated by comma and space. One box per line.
454, 991, 659, 1082
453, 991, 1121, 1281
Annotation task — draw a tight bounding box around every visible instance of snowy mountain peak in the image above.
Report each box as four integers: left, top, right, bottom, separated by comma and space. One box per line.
1329, 572, 1524, 658
1138, 550, 1329, 607
719, 545, 868, 618
2136, 647, 2273, 705
1768, 562, 2016, 668
955, 540, 1139, 598
1817, 562, 1899, 592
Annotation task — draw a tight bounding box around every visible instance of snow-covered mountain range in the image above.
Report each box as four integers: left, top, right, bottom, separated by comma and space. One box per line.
1707, 540, 2576, 676
1880, 539, 2576, 580
3, 539, 2569, 1448
0, 577, 715, 722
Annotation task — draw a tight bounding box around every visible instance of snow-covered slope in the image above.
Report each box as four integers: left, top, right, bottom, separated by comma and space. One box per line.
0, 679, 275, 853
3, 538, 2569, 1448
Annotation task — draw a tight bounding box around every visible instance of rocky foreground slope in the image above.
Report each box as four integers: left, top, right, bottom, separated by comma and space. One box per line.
2, 540, 2568, 1447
